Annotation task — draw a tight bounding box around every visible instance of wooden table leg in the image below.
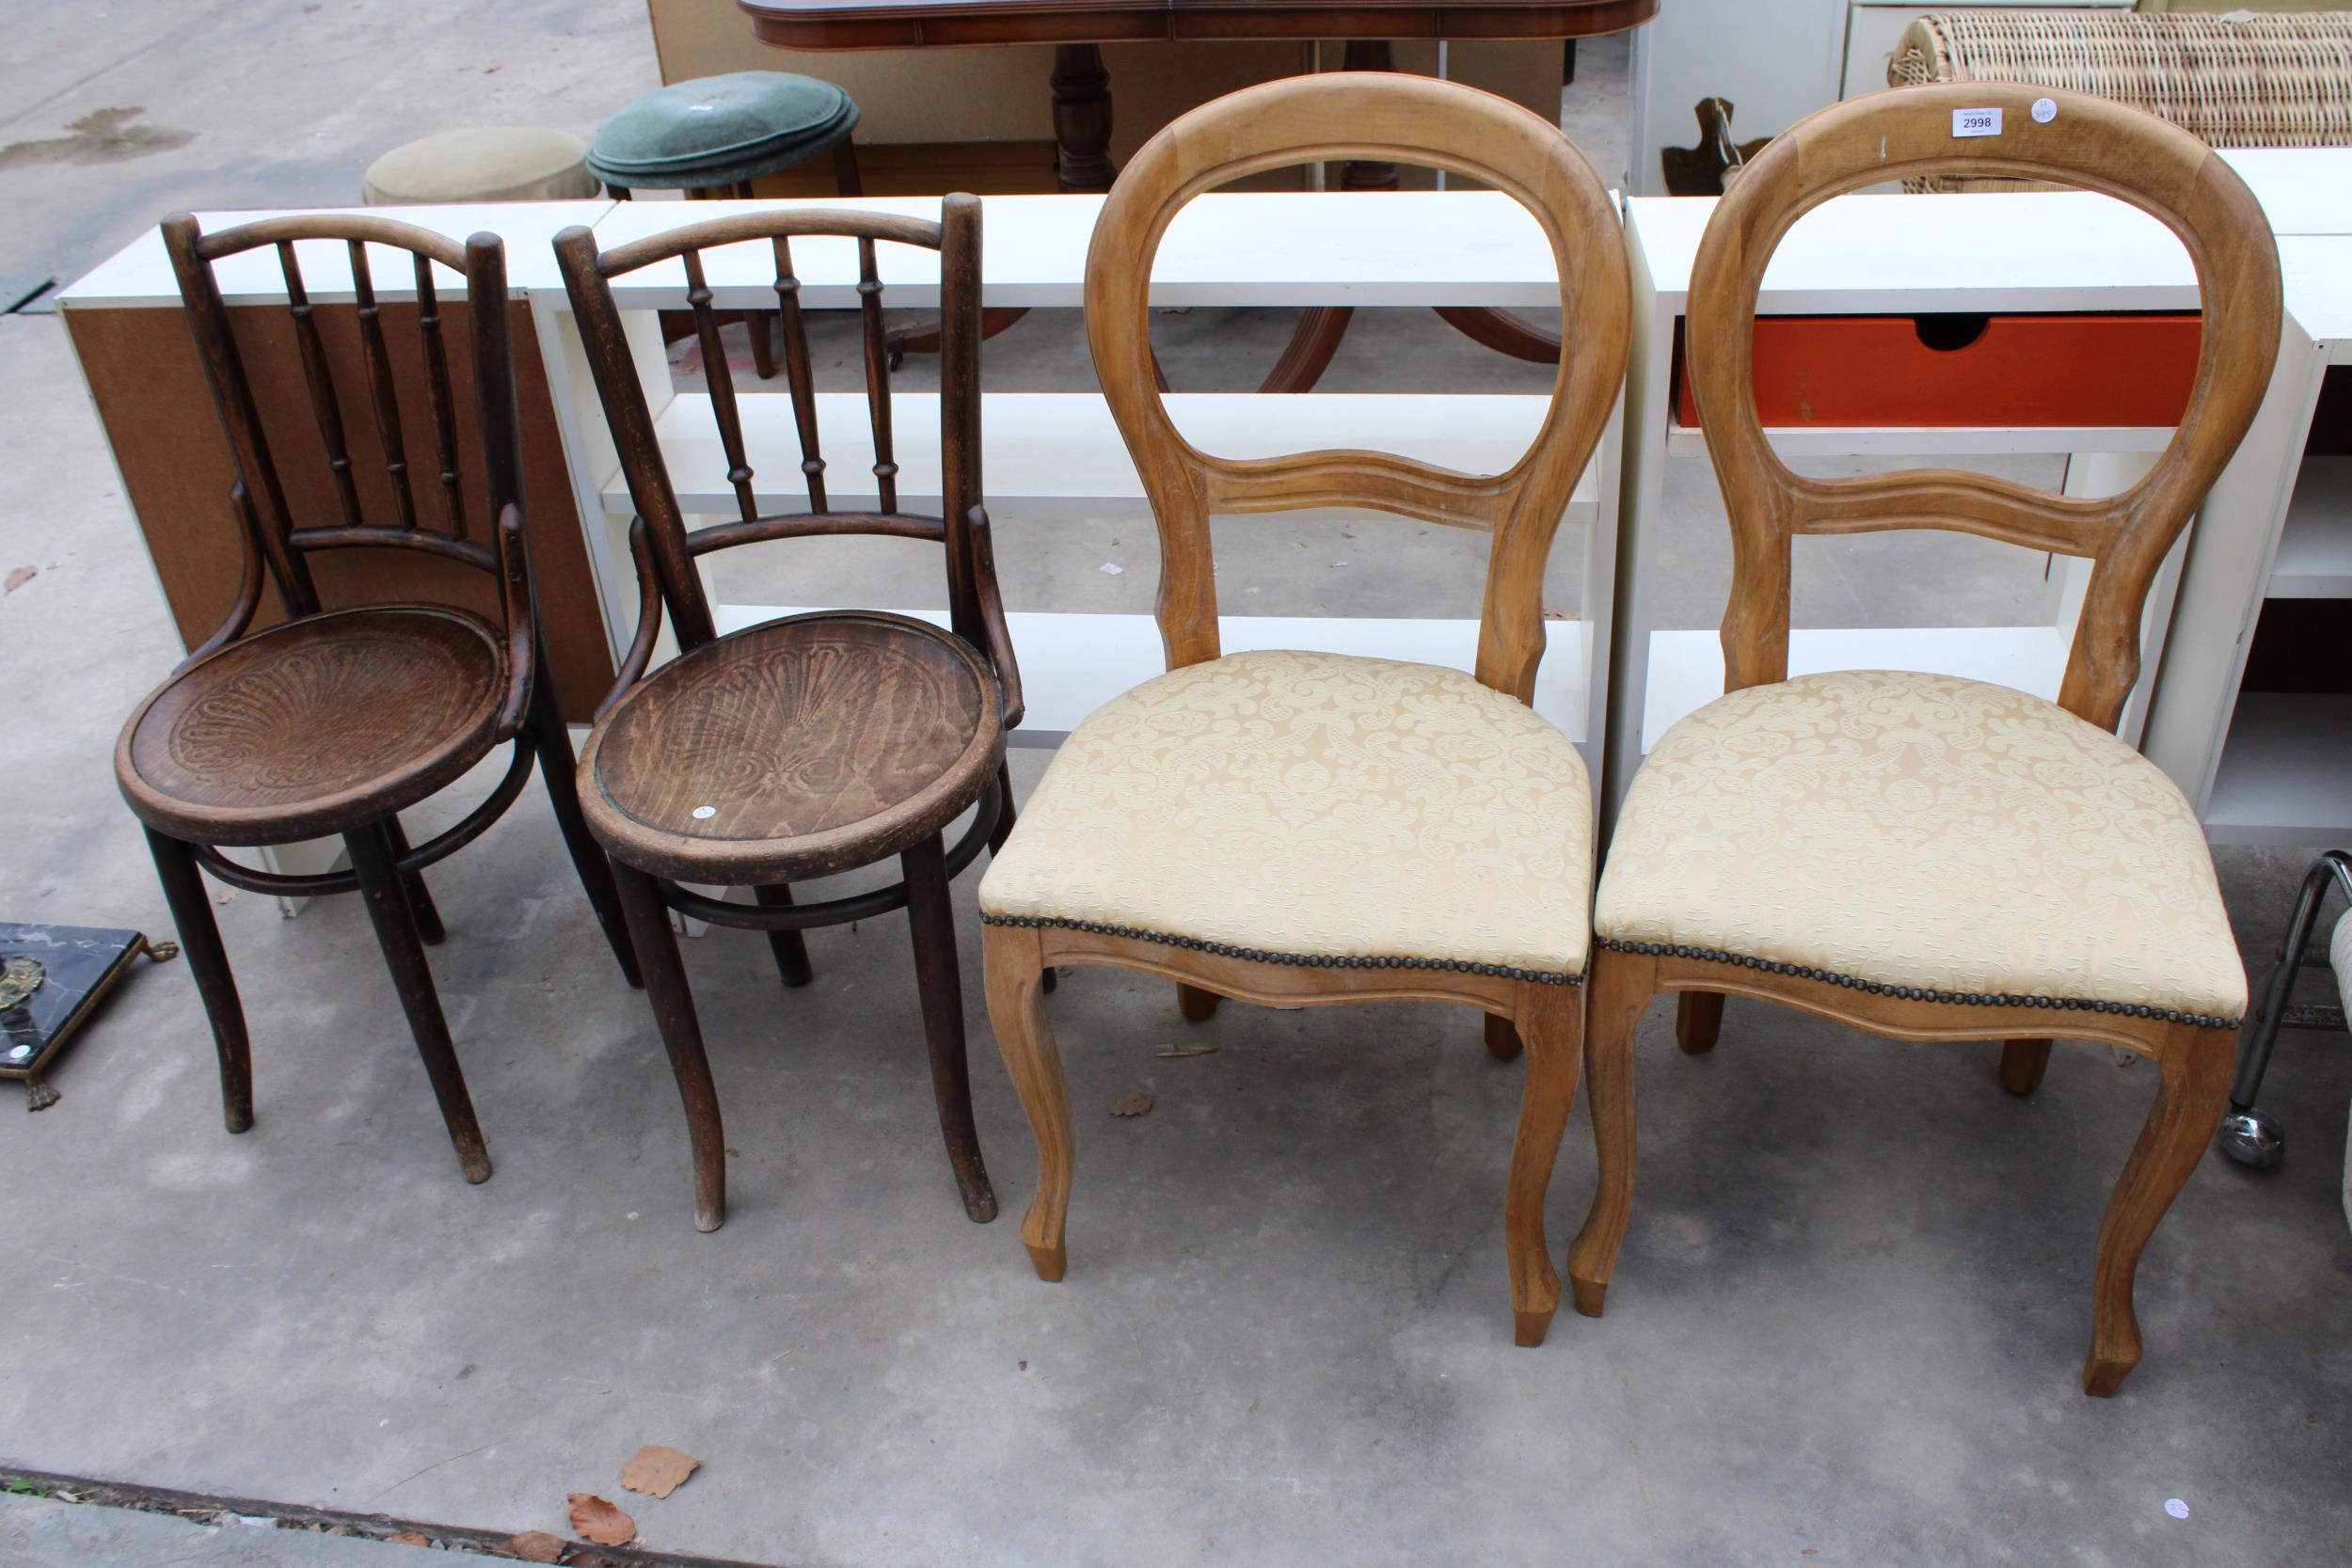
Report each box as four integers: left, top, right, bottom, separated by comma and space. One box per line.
1050, 43, 1119, 192
1257, 41, 1393, 394
891, 43, 1124, 368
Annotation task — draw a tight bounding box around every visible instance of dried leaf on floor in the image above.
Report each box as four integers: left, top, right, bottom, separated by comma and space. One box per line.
387, 1529, 432, 1547
1155, 1046, 1217, 1059
1109, 1093, 1152, 1117
501, 1532, 564, 1563
4, 565, 34, 594
566, 1494, 635, 1547
619, 1443, 700, 1499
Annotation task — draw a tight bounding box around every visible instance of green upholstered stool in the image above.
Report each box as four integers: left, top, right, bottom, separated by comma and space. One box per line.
361, 126, 597, 205
592, 72, 865, 382
589, 71, 863, 199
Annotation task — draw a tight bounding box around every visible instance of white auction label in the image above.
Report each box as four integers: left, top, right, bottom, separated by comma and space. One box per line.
1952, 106, 2003, 138
2032, 97, 2058, 124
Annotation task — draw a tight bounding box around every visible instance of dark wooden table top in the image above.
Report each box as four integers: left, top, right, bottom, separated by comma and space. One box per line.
739, 0, 1659, 49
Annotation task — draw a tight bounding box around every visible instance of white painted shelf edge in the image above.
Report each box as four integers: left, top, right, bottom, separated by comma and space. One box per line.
1663, 422, 2176, 459
2270, 457, 2352, 599
2204, 693, 2352, 846
618, 391, 1601, 519
712, 604, 1596, 746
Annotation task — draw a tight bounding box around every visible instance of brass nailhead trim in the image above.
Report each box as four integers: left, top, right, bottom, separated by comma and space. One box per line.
979, 914, 1583, 987
1593, 938, 2240, 1030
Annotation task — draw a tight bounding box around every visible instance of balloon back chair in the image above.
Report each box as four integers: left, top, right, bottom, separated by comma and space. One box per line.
554, 197, 1029, 1232
119, 214, 640, 1182
977, 71, 1631, 1345
1571, 84, 2282, 1394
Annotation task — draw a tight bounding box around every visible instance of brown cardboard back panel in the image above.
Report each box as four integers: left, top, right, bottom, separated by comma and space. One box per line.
65, 298, 616, 721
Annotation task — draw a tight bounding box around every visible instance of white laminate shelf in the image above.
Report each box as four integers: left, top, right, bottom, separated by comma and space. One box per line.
2203, 693, 2352, 847
615, 391, 1599, 521
711, 603, 1596, 744
1662, 421, 2176, 459
586, 191, 1566, 311
1629, 191, 2201, 314
1641, 624, 2072, 752
56, 202, 615, 306
2270, 458, 2352, 599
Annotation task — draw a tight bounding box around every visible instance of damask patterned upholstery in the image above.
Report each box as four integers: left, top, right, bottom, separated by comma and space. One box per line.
978, 649, 1593, 982
1596, 670, 2247, 1022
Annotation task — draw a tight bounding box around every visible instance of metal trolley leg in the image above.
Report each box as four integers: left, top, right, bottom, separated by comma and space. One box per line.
2219, 850, 2352, 1168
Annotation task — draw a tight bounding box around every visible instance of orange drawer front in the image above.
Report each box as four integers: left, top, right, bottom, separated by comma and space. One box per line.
1673, 312, 2202, 430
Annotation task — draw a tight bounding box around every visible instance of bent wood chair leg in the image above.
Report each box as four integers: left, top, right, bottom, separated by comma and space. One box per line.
753, 885, 815, 988
984, 922, 1070, 1280
144, 826, 253, 1133
532, 677, 641, 989
2082, 1027, 2233, 1396
1676, 990, 1724, 1054
1177, 984, 1220, 1022
1568, 948, 1659, 1317
1485, 1013, 1524, 1061
1505, 981, 1585, 1346
2000, 1038, 2054, 1097
346, 820, 491, 1183
986, 761, 1052, 993
903, 832, 997, 1223
610, 859, 726, 1231
381, 816, 445, 945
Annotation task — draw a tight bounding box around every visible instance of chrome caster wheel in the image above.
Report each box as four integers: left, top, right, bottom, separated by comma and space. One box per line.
2217, 1106, 2284, 1168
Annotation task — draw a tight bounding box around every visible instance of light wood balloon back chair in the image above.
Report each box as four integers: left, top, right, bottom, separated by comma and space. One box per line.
555, 198, 1030, 1233
1567, 84, 2282, 1395
979, 71, 1630, 1345
120, 214, 640, 1183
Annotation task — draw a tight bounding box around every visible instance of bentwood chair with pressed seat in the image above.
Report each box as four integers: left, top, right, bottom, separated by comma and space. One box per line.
1567, 85, 2281, 1395
119, 214, 641, 1182
977, 72, 1630, 1346
554, 196, 1033, 1232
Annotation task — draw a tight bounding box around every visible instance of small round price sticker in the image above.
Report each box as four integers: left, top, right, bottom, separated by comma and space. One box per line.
2032, 97, 2058, 124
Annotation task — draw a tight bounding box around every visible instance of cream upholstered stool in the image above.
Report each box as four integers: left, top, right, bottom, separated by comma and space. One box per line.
361, 127, 596, 205
1566, 84, 2281, 1398
975, 71, 1629, 1348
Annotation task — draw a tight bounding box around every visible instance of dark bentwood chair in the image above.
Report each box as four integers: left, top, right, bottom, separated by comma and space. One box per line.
553, 195, 1033, 1232
118, 214, 640, 1182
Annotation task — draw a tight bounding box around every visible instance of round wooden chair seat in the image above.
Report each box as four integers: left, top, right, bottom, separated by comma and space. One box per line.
581, 610, 1003, 883
116, 606, 506, 847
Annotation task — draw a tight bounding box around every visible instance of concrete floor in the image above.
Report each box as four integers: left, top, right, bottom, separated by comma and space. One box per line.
4, 5, 2352, 1564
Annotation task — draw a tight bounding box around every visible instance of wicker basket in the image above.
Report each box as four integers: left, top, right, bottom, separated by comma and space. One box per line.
1891, 10, 2352, 189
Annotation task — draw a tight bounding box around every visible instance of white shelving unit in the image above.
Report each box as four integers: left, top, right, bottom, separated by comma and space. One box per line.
532, 191, 1624, 775
1606, 189, 2201, 822
2144, 235, 2352, 847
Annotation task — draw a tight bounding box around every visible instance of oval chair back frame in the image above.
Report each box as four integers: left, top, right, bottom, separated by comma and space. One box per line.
1084, 69, 1631, 704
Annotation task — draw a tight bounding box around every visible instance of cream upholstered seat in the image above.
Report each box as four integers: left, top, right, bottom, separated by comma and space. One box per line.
1596, 670, 2246, 1025
980, 649, 1593, 983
